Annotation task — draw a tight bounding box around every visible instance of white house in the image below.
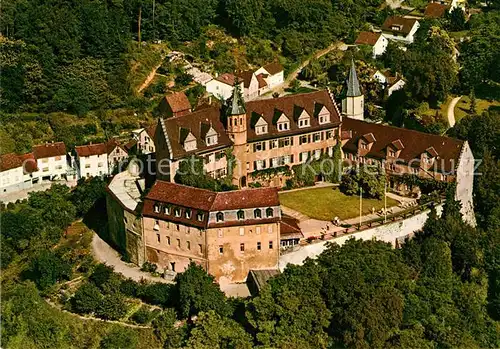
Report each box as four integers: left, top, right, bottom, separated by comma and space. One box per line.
32, 142, 68, 182
254, 62, 285, 89
133, 125, 157, 154
372, 70, 406, 96
1, 153, 28, 194
355, 32, 389, 57
381, 16, 420, 44
205, 73, 243, 101
75, 143, 109, 179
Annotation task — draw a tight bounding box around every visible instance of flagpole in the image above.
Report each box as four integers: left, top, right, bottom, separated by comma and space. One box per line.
384, 181, 387, 223
359, 187, 362, 228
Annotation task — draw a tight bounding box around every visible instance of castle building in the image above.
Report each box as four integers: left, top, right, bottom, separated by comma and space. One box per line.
106, 175, 281, 283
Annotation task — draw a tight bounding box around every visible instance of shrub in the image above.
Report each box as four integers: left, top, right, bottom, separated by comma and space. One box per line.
96, 293, 128, 320
120, 278, 139, 297
131, 306, 155, 324
89, 263, 114, 289
27, 250, 72, 292
136, 282, 173, 308
100, 326, 138, 349
141, 261, 158, 273
71, 282, 102, 314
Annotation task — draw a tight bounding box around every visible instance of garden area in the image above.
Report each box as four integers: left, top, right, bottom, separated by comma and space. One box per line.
279, 186, 398, 221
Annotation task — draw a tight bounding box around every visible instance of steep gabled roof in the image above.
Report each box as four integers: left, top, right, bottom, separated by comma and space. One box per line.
424, 3, 449, 18
262, 62, 284, 75
75, 143, 107, 157
355, 32, 382, 46
342, 118, 465, 172
164, 92, 191, 114
0, 153, 23, 172
381, 16, 419, 35
211, 187, 279, 211
32, 142, 66, 159
215, 73, 237, 86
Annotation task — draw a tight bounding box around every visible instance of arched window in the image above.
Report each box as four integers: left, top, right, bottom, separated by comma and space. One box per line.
266, 208, 273, 218
254, 209, 262, 219
216, 212, 224, 222
237, 210, 245, 220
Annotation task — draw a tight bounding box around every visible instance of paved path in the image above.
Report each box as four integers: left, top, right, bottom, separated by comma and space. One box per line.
91, 233, 171, 284
447, 96, 462, 128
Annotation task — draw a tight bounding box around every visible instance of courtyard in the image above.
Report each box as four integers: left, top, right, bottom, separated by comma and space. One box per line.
279, 186, 399, 221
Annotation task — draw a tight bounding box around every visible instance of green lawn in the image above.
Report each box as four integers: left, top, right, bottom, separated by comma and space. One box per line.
279, 187, 399, 221
454, 95, 500, 122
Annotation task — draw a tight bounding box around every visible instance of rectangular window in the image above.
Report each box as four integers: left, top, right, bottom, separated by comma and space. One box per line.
174, 208, 181, 217
154, 220, 160, 231
269, 139, 278, 149
199, 244, 203, 253
256, 226, 261, 234
218, 229, 223, 238
313, 133, 321, 142
239, 227, 244, 236
257, 242, 261, 251
176, 224, 180, 231
177, 239, 180, 248
269, 241, 274, 249
167, 236, 171, 245
55, 156, 62, 161
268, 225, 273, 234
219, 245, 224, 255
154, 205, 160, 213
55, 165, 63, 170
85, 164, 91, 168
164, 206, 170, 214
157, 234, 161, 243
98, 162, 103, 167
240, 243, 245, 252
187, 241, 191, 250
185, 209, 192, 219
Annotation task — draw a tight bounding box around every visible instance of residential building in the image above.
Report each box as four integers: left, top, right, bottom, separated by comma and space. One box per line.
133, 125, 157, 154
75, 139, 128, 178
205, 73, 244, 101
424, 2, 449, 18
32, 142, 68, 182
372, 70, 406, 96
158, 91, 192, 118
107, 178, 281, 283
255, 63, 285, 89
381, 16, 420, 44
0, 153, 37, 194
355, 32, 389, 57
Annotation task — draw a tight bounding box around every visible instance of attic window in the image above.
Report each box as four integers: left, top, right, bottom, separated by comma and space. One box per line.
391, 24, 402, 31
254, 209, 262, 219
206, 135, 217, 146
266, 208, 274, 218
174, 208, 181, 217
197, 212, 204, 221
154, 204, 160, 213
237, 210, 245, 220
164, 206, 170, 215
278, 121, 289, 131
255, 117, 268, 135
185, 209, 192, 219
216, 212, 224, 222
389, 150, 396, 157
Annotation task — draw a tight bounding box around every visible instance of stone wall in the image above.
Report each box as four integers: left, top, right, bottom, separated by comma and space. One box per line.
455, 141, 476, 226
279, 204, 443, 271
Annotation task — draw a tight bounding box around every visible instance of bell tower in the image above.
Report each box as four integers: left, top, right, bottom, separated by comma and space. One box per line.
225, 81, 248, 187
342, 59, 364, 120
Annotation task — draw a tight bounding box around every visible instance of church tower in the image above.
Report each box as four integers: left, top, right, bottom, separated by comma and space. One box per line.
342, 59, 364, 120
225, 82, 248, 187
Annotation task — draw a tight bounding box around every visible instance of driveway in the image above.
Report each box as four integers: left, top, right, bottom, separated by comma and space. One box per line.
91, 233, 172, 284
447, 96, 462, 128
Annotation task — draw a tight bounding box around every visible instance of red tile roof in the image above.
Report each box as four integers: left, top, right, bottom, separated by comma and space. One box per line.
75, 143, 107, 157
263, 62, 284, 75
215, 73, 237, 86
245, 90, 341, 141
355, 32, 382, 46
280, 214, 303, 240
424, 3, 449, 18
32, 142, 66, 159
160, 106, 232, 159
382, 16, 419, 35
143, 181, 281, 228
211, 187, 279, 211
0, 153, 23, 172
237, 70, 254, 88
146, 124, 157, 139
165, 92, 191, 114
18, 153, 38, 174
342, 118, 465, 172
256, 74, 268, 89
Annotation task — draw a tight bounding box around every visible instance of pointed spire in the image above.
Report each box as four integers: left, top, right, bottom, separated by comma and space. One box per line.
227, 79, 246, 116
346, 59, 362, 97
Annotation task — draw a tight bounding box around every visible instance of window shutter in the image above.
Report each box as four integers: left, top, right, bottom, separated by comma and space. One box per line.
253, 161, 257, 170
290, 137, 294, 146
299, 153, 302, 162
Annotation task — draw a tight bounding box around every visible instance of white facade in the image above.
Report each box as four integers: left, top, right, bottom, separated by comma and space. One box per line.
77, 153, 109, 179
387, 79, 406, 96
254, 67, 285, 89
383, 21, 420, 44
342, 95, 364, 120
0, 166, 25, 194
206, 80, 243, 101
372, 35, 389, 57
33, 155, 67, 181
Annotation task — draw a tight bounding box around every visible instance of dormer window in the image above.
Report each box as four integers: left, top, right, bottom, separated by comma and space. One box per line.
237, 210, 245, 220
361, 142, 368, 150
205, 126, 218, 146
174, 208, 181, 217
266, 208, 274, 218
297, 109, 310, 128
255, 117, 268, 135
164, 206, 170, 215
182, 130, 197, 152
276, 113, 290, 131
197, 212, 204, 221
154, 204, 160, 213
216, 212, 224, 222
185, 209, 192, 219
254, 209, 262, 219
389, 150, 396, 157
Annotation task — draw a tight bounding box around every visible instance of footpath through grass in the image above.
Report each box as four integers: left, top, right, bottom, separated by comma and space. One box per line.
279, 186, 398, 221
